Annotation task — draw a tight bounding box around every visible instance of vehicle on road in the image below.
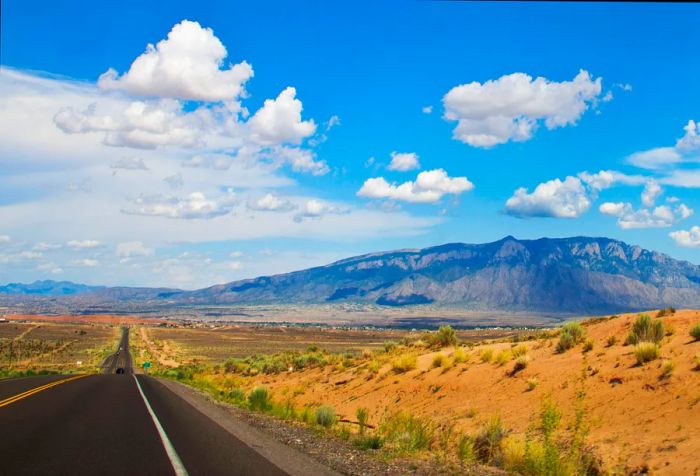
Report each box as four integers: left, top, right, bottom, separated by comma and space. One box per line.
116, 368, 125, 374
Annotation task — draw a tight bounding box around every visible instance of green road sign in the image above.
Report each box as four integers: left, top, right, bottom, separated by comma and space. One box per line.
143, 362, 151, 368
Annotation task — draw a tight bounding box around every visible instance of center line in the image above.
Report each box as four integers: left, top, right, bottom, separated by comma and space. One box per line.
133, 375, 189, 476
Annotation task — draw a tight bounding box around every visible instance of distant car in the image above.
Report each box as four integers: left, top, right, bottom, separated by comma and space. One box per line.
119, 347, 123, 351
116, 367, 125, 374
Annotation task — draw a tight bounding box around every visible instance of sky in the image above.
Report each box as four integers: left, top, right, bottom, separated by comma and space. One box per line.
0, 1, 699, 289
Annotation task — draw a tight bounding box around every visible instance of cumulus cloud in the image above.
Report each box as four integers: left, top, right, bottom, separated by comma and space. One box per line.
669, 226, 700, 248
247, 193, 296, 212
357, 169, 474, 204
641, 179, 662, 207
181, 154, 234, 171
599, 202, 693, 229
387, 152, 420, 172
116, 240, 154, 258
422, 105, 433, 114
505, 176, 591, 218
293, 199, 348, 221
248, 87, 316, 146
66, 240, 101, 250
123, 190, 237, 219
443, 70, 603, 147
272, 147, 329, 176
97, 20, 253, 102
110, 157, 149, 170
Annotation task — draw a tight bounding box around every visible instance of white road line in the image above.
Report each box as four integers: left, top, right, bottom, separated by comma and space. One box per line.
133, 375, 190, 476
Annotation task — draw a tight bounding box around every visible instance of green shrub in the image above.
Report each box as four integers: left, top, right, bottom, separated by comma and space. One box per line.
429, 325, 457, 348
556, 332, 575, 353
606, 335, 617, 347
367, 360, 380, 373
511, 344, 528, 358
656, 307, 675, 317
526, 377, 539, 391
315, 405, 336, 428
356, 407, 369, 435
381, 412, 434, 453
480, 348, 494, 363
228, 387, 246, 402
453, 347, 469, 364
473, 416, 507, 464
627, 314, 664, 345
383, 340, 398, 353
247, 386, 272, 411
694, 354, 700, 371
432, 353, 447, 368
391, 353, 417, 373
353, 434, 384, 450
512, 355, 530, 374
494, 350, 511, 366
690, 324, 700, 341
582, 338, 594, 353
556, 321, 586, 353
660, 360, 675, 379
634, 342, 660, 365
456, 433, 476, 463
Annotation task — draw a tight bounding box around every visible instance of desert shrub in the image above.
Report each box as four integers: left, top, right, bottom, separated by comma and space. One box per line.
511, 344, 528, 358
367, 360, 381, 374
582, 338, 594, 353
429, 325, 457, 348
512, 355, 530, 374
356, 407, 369, 435
381, 412, 434, 453
227, 387, 246, 402
690, 324, 700, 341
247, 386, 272, 411
456, 433, 476, 464
353, 434, 384, 450
453, 346, 468, 364
657, 307, 676, 317
473, 416, 507, 464
480, 348, 494, 363
494, 350, 511, 366
315, 405, 336, 428
391, 353, 417, 373
557, 321, 585, 353
660, 360, 675, 379
627, 314, 664, 345
694, 354, 700, 370
432, 353, 447, 368
635, 342, 660, 365
383, 341, 398, 353
606, 335, 617, 347
526, 377, 539, 391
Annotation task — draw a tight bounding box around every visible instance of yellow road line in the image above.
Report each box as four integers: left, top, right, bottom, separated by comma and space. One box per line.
0, 374, 90, 408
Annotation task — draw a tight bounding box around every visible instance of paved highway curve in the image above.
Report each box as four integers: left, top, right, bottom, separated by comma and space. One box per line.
0, 329, 324, 476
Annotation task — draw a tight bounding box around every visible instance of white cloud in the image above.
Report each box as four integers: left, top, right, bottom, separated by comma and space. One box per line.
182, 154, 234, 170
326, 115, 341, 130
116, 241, 154, 258
505, 176, 591, 218
669, 226, 700, 248
97, 20, 253, 102
247, 193, 296, 212
599, 201, 693, 229
615, 83, 633, 92
19, 251, 43, 260
641, 179, 662, 207
293, 199, 348, 221
163, 172, 184, 189
0, 235, 9, 243
228, 261, 243, 270
66, 240, 101, 250
273, 147, 329, 176
422, 105, 433, 114
358, 169, 474, 204
111, 157, 149, 170
627, 120, 700, 170
248, 87, 316, 146
229, 251, 243, 258
33, 242, 61, 251
75, 258, 98, 267
123, 190, 237, 219
387, 151, 420, 172
443, 70, 603, 147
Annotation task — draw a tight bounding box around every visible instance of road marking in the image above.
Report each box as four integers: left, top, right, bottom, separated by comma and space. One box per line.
0, 374, 89, 408
133, 375, 189, 476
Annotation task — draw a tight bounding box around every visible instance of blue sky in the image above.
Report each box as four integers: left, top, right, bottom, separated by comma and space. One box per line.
0, 1, 698, 288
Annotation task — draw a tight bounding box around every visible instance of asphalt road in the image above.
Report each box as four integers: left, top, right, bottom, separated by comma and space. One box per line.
0, 330, 300, 476
101, 327, 133, 374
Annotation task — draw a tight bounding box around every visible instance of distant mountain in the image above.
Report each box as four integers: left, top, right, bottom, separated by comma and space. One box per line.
168, 236, 700, 313
0, 280, 104, 297
3, 237, 700, 314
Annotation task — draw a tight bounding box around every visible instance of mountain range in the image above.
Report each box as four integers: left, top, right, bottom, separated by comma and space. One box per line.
2, 236, 700, 314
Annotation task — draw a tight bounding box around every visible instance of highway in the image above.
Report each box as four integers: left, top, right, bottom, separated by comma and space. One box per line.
0, 330, 334, 476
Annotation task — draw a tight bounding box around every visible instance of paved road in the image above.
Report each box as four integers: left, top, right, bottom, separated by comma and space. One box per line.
0, 329, 316, 476
101, 327, 133, 374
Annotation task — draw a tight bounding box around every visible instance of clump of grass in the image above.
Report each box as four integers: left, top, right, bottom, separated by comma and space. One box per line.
582, 338, 594, 353
693, 354, 700, 371
380, 412, 434, 453
473, 416, 507, 464
660, 360, 675, 379
635, 342, 661, 365
367, 359, 380, 374
480, 348, 494, 363
656, 307, 675, 318
511, 344, 528, 358
456, 433, 476, 464
453, 346, 469, 364
526, 377, 539, 391
512, 355, 530, 374
627, 314, 664, 345
356, 407, 369, 435
353, 434, 384, 450
690, 324, 700, 341
315, 405, 336, 428
606, 335, 617, 347
494, 349, 511, 366
556, 321, 585, 353
247, 386, 272, 411
432, 353, 447, 368
429, 325, 458, 348
384, 341, 398, 353
391, 353, 417, 373
228, 387, 246, 403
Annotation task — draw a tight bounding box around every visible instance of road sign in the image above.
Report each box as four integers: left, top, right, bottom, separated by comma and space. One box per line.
143, 362, 151, 368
